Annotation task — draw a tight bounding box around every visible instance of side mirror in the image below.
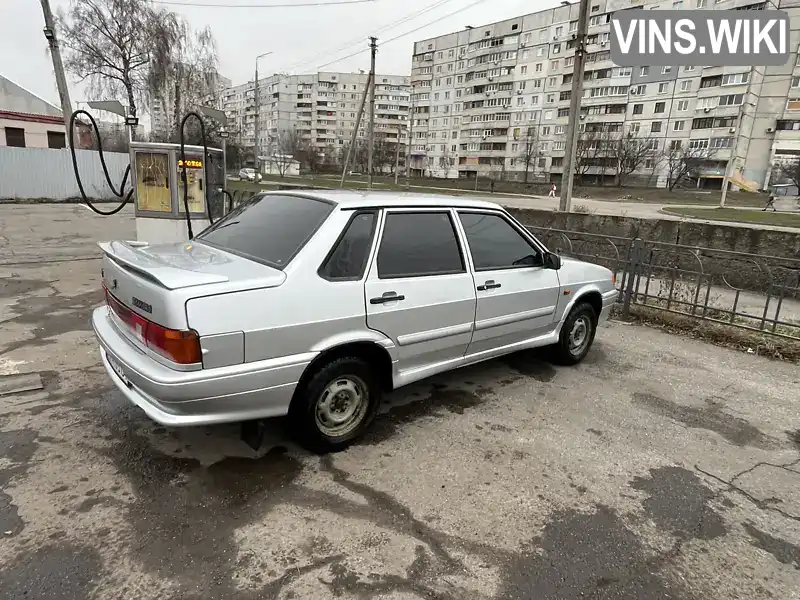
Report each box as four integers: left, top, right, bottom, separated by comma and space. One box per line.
543, 252, 561, 270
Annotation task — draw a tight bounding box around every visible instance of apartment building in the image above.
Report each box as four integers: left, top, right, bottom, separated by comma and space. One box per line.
149, 70, 231, 137
218, 71, 410, 167
411, 0, 800, 189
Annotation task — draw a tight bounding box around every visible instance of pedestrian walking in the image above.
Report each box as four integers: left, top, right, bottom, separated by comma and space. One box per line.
548, 183, 557, 198
762, 192, 777, 212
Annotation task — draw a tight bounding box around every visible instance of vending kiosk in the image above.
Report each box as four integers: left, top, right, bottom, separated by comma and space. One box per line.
130, 141, 225, 244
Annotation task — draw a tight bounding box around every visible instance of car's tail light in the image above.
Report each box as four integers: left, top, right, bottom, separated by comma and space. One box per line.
104, 286, 202, 365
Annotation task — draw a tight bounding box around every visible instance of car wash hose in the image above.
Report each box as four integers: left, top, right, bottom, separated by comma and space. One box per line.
178, 111, 214, 240
68, 110, 132, 215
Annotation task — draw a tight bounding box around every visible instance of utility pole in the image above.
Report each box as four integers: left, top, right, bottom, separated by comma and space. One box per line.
367, 37, 377, 189
40, 0, 73, 140
406, 86, 414, 188
254, 52, 272, 173
394, 124, 401, 185
340, 72, 372, 187
254, 65, 260, 170
559, 0, 590, 212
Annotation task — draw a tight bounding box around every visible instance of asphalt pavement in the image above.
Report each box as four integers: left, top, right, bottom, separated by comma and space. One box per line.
1, 204, 799, 600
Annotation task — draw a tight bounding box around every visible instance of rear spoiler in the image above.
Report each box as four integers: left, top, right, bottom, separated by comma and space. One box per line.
98, 241, 229, 290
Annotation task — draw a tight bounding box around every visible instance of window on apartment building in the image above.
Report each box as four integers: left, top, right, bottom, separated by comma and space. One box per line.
550, 60, 559, 70
651, 121, 662, 133
787, 98, 800, 110
661, 66, 672, 75
654, 101, 666, 113
548, 76, 557, 87
631, 84, 646, 96
546, 93, 555, 104
47, 131, 66, 149
445, 91, 451, 99
639, 66, 649, 77
658, 82, 669, 94
535, 63, 543, 72
553, 43, 562, 54
4, 127, 25, 147
545, 110, 553, 120
557, 108, 569, 117
633, 103, 644, 115
676, 99, 689, 111
673, 120, 685, 131
791, 76, 800, 88
539, 30, 548, 41
541, 125, 550, 134
718, 93, 744, 106
554, 125, 566, 135
680, 80, 692, 92
565, 56, 574, 67
630, 122, 641, 134
722, 73, 749, 85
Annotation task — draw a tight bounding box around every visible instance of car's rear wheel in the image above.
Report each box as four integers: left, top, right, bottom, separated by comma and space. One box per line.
289, 357, 381, 453
551, 302, 597, 365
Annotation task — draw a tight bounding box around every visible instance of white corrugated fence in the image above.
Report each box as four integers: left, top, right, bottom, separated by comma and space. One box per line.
0, 146, 129, 201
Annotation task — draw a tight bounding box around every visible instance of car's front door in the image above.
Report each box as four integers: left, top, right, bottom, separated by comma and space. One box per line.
364, 209, 476, 380
457, 210, 561, 358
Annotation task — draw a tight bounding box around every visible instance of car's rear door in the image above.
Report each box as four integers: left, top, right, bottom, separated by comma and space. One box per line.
364, 208, 476, 380
456, 210, 561, 357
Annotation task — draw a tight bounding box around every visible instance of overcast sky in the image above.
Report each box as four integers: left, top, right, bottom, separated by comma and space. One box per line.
1, 0, 550, 110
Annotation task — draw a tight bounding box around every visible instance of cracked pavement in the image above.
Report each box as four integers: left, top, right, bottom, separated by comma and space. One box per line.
1, 204, 799, 600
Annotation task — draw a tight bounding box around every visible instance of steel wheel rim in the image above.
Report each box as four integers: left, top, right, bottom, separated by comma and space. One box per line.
314, 375, 369, 438
569, 315, 591, 356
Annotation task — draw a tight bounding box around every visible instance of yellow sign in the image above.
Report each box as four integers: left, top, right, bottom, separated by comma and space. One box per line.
178, 159, 203, 168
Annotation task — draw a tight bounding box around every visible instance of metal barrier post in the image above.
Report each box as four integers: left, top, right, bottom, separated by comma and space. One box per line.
622, 238, 645, 319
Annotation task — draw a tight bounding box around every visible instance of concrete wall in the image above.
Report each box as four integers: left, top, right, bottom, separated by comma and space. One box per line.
0, 146, 129, 201
506, 206, 800, 295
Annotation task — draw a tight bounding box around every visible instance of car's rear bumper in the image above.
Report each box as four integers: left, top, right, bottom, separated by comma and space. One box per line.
92, 306, 313, 427
598, 288, 618, 324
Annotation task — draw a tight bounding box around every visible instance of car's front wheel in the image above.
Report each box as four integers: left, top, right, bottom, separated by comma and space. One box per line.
289, 357, 381, 453
551, 302, 597, 365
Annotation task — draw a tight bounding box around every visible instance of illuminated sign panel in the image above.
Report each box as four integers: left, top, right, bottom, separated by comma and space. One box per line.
178, 159, 203, 168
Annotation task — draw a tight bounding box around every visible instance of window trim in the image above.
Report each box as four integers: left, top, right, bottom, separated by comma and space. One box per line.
317, 209, 378, 282
374, 209, 467, 280
455, 209, 547, 273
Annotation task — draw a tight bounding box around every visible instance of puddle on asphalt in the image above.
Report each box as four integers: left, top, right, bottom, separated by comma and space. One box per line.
632, 392, 776, 449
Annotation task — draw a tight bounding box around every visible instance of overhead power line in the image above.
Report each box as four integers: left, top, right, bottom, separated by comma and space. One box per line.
314, 0, 492, 71
279, 0, 459, 74
151, 0, 376, 8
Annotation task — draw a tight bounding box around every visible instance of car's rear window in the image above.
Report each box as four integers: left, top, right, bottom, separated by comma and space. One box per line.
197, 194, 334, 269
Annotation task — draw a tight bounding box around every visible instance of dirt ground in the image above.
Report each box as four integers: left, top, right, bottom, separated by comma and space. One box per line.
1, 204, 799, 600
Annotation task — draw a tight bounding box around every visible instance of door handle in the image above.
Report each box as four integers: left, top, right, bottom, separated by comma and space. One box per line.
370, 291, 406, 304
477, 280, 501, 291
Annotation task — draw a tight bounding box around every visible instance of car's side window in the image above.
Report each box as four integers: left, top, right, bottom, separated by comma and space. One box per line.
458, 212, 542, 271
318, 211, 377, 280
377, 211, 465, 279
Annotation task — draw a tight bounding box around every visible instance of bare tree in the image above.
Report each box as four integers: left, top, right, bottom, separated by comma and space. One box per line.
59, 0, 173, 117
269, 128, 301, 177
776, 156, 800, 190
573, 129, 604, 185
436, 145, 454, 178
518, 126, 540, 183
609, 132, 658, 187
149, 20, 219, 140
665, 143, 717, 191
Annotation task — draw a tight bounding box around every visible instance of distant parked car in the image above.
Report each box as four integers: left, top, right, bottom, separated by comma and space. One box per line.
238, 168, 261, 182
348, 171, 362, 176
92, 191, 617, 452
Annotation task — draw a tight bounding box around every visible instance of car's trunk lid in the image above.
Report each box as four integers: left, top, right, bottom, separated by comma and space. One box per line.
99, 240, 285, 329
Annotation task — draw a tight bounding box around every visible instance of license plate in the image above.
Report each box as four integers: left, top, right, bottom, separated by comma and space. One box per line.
107, 354, 131, 387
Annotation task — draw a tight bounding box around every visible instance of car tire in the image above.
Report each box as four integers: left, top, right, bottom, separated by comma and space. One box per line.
289, 357, 382, 454
551, 301, 597, 366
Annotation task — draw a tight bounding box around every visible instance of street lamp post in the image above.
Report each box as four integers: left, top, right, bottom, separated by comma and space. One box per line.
254, 51, 273, 173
